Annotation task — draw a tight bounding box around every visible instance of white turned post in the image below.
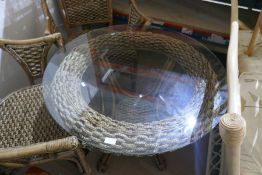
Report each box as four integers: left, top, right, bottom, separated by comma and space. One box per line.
219, 113, 246, 175
227, 0, 241, 114
246, 10, 262, 56
221, 0, 247, 173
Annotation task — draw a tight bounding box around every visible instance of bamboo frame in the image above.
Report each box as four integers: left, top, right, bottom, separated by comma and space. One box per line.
218, 0, 246, 174
0, 137, 78, 160
40, 0, 58, 35
0, 33, 90, 174
0, 33, 63, 84
0, 33, 62, 45
0, 136, 91, 174
246, 9, 262, 56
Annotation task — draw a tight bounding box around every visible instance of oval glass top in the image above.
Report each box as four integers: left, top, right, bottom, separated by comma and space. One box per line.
43, 25, 227, 155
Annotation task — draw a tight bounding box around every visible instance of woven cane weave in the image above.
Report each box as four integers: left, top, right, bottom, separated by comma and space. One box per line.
59, 0, 112, 27
0, 85, 69, 148
5, 44, 48, 78
45, 31, 220, 155
0, 33, 62, 84
128, 0, 151, 28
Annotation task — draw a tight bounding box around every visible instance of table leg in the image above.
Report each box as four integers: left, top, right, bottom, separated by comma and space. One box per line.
97, 153, 112, 172
154, 154, 167, 171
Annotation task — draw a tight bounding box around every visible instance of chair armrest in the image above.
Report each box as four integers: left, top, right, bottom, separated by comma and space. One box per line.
0, 136, 79, 161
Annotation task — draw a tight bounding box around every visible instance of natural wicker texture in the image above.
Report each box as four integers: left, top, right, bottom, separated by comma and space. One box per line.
0, 33, 63, 84
45, 31, 219, 155
0, 85, 69, 148
41, 0, 58, 35
0, 85, 91, 173
58, 0, 113, 28
0, 33, 90, 173
0, 136, 78, 161
128, 0, 151, 28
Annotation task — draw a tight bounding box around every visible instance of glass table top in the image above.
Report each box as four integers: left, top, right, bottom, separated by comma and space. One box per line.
43, 25, 227, 155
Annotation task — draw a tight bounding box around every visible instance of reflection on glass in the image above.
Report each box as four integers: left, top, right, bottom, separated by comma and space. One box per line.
240, 72, 262, 174
43, 26, 227, 155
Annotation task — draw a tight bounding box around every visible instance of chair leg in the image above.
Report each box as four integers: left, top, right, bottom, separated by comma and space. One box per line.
75, 148, 91, 175
154, 154, 167, 171
63, 157, 84, 174
97, 153, 112, 173
0, 166, 15, 175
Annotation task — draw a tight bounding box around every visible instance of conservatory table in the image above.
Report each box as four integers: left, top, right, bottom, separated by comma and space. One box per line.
43, 25, 227, 156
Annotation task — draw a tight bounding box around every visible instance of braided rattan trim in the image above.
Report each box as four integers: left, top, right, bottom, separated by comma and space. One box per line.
45, 31, 219, 155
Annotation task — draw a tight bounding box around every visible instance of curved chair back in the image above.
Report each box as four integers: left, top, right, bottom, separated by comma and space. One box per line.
58, 0, 113, 29
128, 0, 151, 29
0, 85, 87, 171
41, 0, 59, 35
0, 33, 63, 84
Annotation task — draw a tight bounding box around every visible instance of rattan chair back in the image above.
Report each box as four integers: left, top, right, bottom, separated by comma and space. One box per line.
58, 0, 113, 29
128, 0, 151, 28
0, 33, 90, 173
0, 85, 90, 173
0, 33, 63, 84
0, 85, 69, 149
41, 0, 59, 35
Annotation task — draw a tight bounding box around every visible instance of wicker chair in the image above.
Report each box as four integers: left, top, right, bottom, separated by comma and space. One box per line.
0, 33, 90, 174
57, 0, 113, 39
128, 0, 152, 29
0, 33, 63, 84
0, 86, 90, 173
41, 0, 59, 35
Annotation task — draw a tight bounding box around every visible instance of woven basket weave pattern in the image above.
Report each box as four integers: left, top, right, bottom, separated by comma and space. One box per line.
0, 85, 69, 148
6, 44, 48, 79
45, 31, 219, 155
0, 33, 62, 84
63, 0, 111, 26
129, 3, 145, 26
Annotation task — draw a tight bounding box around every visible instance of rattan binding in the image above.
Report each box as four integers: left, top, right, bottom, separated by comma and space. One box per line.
0, 85, 90, 173
0, 33, 63, 84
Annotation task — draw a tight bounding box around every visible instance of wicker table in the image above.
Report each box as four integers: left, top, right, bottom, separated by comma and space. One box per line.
43, 25, 227, 156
